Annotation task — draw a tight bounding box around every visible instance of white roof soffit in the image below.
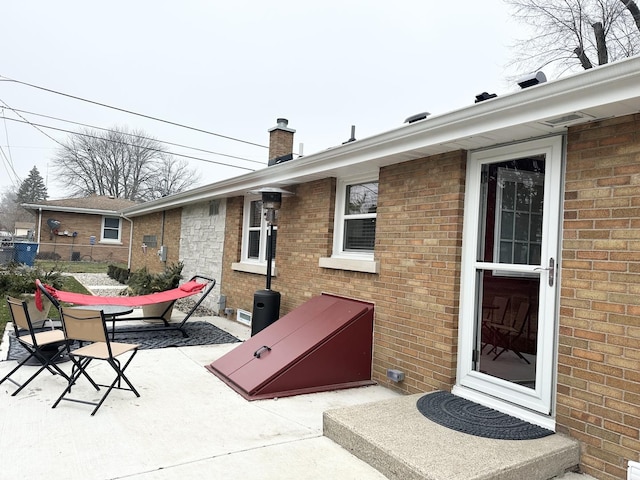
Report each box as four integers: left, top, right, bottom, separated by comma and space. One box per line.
123, 56, 640, 216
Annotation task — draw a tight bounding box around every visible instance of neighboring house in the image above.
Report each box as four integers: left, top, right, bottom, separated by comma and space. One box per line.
21, 195, 136, 264
13, 222, 35, 240
121, 56, 640, 480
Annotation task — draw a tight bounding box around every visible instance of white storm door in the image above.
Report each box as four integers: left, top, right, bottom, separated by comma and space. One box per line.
454, 137, 563, 426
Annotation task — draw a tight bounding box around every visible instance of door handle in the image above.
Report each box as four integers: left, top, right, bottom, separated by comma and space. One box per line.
534, 258, 555, 287
254, 345, 271, 359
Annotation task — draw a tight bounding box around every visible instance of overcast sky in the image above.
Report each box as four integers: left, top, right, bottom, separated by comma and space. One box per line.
1, 0, 530, 199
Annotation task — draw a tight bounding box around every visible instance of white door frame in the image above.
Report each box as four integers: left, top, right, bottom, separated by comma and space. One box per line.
452, 136, 564, 430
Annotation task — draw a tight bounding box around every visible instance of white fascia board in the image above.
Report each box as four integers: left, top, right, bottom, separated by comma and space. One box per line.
123, 56, 640, 217
21, 204, 120, 216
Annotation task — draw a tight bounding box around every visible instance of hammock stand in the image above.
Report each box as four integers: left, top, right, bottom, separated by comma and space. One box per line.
36, 275, 216, 338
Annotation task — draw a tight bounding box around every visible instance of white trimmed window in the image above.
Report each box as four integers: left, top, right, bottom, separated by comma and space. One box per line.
241, 196, 277, 264
101, 216, 122, 243
335, 176, 378, 256
319, 174, 379, 273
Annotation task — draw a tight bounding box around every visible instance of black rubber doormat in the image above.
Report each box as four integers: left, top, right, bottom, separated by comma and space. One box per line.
6, 321, 240, 360
416, 391, 554, 440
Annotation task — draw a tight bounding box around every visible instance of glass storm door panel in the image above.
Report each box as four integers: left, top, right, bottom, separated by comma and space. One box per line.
455, 137, 563, 421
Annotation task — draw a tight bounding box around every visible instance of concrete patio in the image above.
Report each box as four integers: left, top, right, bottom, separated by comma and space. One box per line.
0, 311, 594, 480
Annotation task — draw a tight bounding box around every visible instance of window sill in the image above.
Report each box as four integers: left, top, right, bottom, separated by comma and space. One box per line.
231, 262, 278, 276
319, 256, 379, 274
99, 240, 123, 245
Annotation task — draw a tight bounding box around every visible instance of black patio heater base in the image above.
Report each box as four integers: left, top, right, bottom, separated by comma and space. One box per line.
251, 289, 281, 336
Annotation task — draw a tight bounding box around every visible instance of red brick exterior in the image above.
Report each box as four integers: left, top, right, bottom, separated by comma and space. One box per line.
220, 115, 640, 479
35, 210, 130, 264
220, 151, 466, 393
558, 113, 640, 480
129, 113, 640, 480
130, 209, 182, 274
268, 120, 295, 162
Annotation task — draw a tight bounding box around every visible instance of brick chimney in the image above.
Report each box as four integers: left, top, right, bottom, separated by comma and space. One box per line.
268, 118, 295, 166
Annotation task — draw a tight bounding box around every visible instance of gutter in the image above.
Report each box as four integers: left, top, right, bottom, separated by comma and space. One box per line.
21, 204, 123, 216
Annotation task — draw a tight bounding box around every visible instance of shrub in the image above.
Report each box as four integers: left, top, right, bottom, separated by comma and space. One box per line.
107, 264, 130, 284
0, 262, 66, 296
126, 262, 183, 295
36, 251, 61, 261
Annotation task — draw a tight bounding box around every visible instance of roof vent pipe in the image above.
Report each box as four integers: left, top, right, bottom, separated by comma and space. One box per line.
342, 125, 356, 144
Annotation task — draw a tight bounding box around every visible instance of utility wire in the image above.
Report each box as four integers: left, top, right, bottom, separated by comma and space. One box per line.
1, 108, 14, 165
0, 106, 21, 188
0, 75, 269, 149
5, 106, 267, 166
1, 116, 257, 172
0, 144, 21, 188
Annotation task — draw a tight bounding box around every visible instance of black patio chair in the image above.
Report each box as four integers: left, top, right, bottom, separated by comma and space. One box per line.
0, 296, 70, 396
52, 307, 140, 415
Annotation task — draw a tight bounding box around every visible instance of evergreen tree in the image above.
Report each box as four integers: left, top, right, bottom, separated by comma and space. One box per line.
16, 166, 48, 203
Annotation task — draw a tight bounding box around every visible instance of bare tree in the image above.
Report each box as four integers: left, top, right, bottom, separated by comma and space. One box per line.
140, 155, 202, 199
52, 126, 200, 201
0, 188, 33, 232
506, 0, 640, 76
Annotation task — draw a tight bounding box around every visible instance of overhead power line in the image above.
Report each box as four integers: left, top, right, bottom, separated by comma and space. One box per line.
0, 74, 269, 149
4, 106, 267, 166
1, 116, 257, 172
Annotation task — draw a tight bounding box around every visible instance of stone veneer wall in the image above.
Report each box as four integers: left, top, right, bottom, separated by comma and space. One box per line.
178, 200, 226, 312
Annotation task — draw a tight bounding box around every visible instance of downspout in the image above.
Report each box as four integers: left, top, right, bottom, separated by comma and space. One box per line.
37, 208, 43, 252
121, 214, 134, 270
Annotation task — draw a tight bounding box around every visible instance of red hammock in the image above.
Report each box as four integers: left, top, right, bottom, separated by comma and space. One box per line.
35, 278, 207, 310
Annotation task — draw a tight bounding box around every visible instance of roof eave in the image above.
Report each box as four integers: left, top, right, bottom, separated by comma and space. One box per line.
122, 56, 640, 217
21, 203, 122, 216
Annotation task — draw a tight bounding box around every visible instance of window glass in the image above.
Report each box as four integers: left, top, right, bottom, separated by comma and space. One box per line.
102, 217, 120, 241
345, 183, 378, 215
243, 198, 277, 262
341, 181, 378, 253
248, 231, 260, 259
344, 218, 376, 251
493, 164, 544, 266
249, 200, 262, 227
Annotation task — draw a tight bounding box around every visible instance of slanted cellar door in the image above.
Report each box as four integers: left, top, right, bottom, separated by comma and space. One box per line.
206, 294, 375, 400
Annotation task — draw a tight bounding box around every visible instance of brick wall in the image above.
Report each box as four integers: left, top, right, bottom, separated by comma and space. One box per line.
220, 151, 466, 393
268, 121, 295, 161
36, 210, 130, 264
130, 209, 181, 274
559, 113, 640, 480
220, 196, 256, 314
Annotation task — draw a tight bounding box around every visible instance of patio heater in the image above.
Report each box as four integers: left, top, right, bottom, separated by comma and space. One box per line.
249, 187, 292, 336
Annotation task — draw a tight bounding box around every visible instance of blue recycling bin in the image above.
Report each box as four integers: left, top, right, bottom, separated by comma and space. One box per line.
14, 242, 38, 266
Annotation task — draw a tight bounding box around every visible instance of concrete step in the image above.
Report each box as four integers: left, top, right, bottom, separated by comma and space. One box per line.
324, 393, 580, 480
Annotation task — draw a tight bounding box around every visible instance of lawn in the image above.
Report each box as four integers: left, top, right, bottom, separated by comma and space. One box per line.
0, 261, 124, 344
